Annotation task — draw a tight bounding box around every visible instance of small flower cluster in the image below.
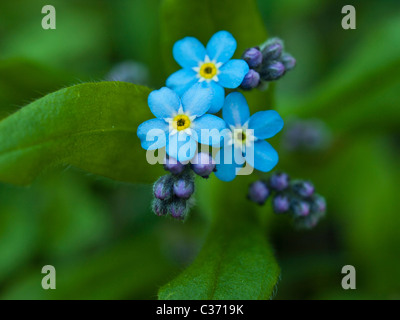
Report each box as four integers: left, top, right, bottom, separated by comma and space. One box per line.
137, 31, 285, 179
136, 31, 295, 220
152, 153, 216, 220
248, 172, 326, 229
240, 38, 296, 90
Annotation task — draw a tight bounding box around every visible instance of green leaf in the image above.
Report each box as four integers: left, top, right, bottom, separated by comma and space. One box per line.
0, 82, 163, 185
160, 0, 274, 109
158, 178, 280, 300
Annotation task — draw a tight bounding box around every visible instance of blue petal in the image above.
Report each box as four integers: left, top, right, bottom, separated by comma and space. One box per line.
181, 82, 213, 117
206, 31, 237, 64
244, 140, 278, 172
166, 69, 198, 96
222, 92, 250, 127
214, 146, 245, 182
218, 60, 249, 89
192, 114, 228, 147
148, 87, 181, 119
207, 81, 225, 114
137, 118, 168, 150
248, 110, 284, 139
166, 132, 197, 162
173, 37, 206, 69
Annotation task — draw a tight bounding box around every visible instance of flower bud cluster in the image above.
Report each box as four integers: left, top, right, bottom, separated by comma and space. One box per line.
240, 38, 296, 90
152, 153, 216, 220
247, 172, 326, 229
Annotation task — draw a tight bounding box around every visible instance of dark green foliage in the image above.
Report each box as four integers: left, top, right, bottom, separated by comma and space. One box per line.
0, 82, 163, 185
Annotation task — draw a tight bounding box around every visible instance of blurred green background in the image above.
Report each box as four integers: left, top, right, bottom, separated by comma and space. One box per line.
0, 0, 399, 299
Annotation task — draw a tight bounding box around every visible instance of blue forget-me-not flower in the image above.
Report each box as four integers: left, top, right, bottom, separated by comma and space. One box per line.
166, 31, 249, 113
137, 83, 226, 162
215, 92, 284, 181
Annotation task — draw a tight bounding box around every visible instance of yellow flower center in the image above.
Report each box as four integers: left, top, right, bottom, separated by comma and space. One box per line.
172, 114, 191, 131
234, 130, 247, 144
199, 62, 218, 79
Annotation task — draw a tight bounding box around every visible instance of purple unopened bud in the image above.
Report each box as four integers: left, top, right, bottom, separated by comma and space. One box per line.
242, 47, 263, 68
310, 194, 326, 214
295, 195, 326, 228
281, 53, 296, 71
240, 69, 261, 90
173, 179, 194, 199
152, 199, 168, 216
191, 152, 216, 178
168, 199, 188, 220
294, 206, 325, 229
294, 215, 319, 229
153, 175, 172, 200
164, 157, 185, 175
248, 180, 269, 205
273, 195, 290, 214
291, 199, 310, 217
262, 38, 283, 61
293, 180, 315, 198
259, 61, 285, 81
269, 172, 290, 191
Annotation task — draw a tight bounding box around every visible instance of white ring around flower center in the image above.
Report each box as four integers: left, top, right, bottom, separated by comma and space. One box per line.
192, 55, 222, 83
227, 124, 256, 148
165, 107, 197, 136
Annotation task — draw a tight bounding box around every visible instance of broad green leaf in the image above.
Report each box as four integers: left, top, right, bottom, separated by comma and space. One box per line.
0, 82, 163, 185
0, 58, 78, 120
158, 177, 280, 300
160, 0, 274, 109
